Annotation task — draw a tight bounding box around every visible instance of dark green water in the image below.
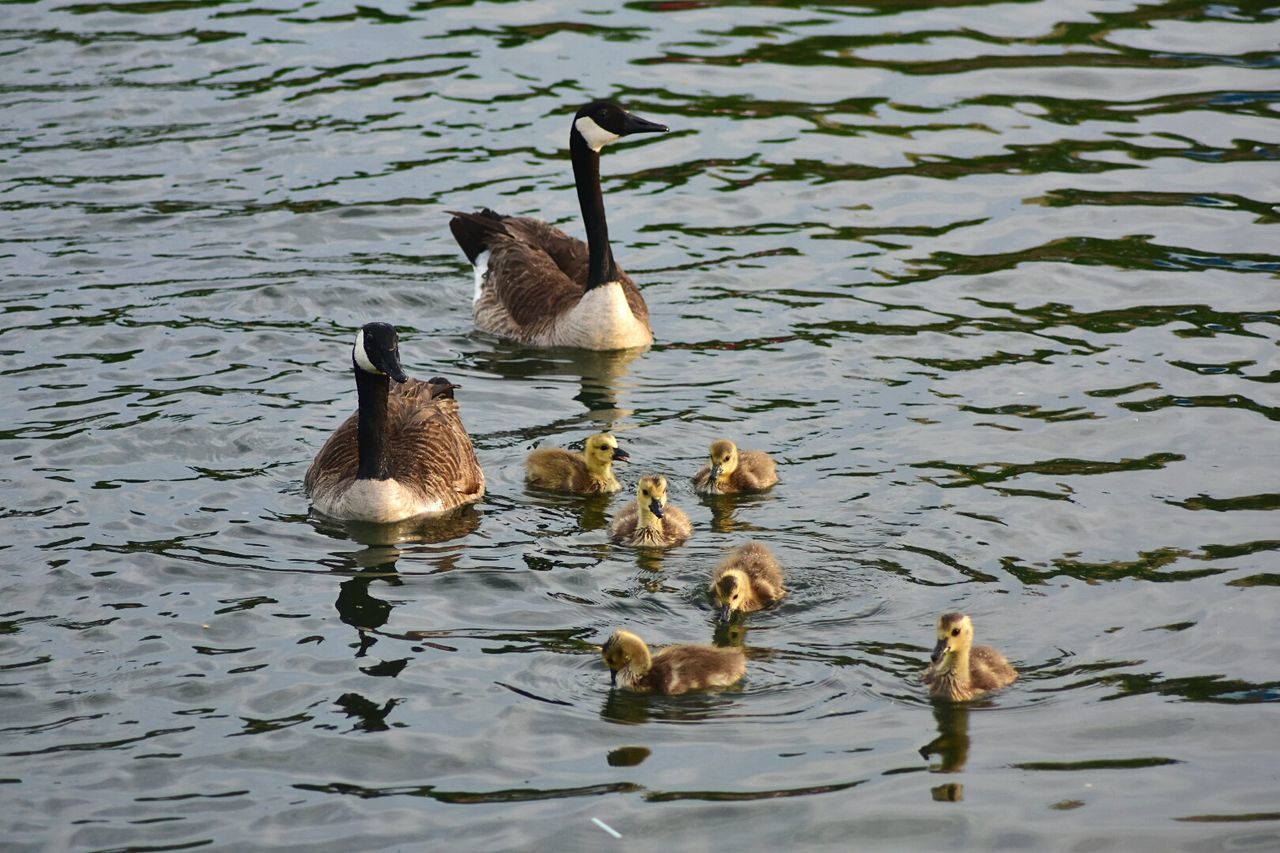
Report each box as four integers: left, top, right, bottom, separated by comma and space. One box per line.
3, 0, 1278, 849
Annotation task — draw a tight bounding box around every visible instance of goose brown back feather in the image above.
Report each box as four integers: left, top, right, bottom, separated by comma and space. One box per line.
305, 379, 485, 522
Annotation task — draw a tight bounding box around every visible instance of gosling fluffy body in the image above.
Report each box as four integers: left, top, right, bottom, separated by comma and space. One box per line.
710, 541, 786, 622
305, 324, 485, 523
608, 474, 692, 547
601, 629, 746, 695
922, 613, 1017, 702
526, 432, 629, 494
693, 439, 778, 495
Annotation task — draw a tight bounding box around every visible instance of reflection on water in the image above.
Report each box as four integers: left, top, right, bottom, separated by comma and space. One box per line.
919, 702, 971, 774
467, 341, 645, 423
310, 506, 483, 550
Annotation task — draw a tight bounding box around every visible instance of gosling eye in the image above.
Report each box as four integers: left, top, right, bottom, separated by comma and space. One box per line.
951, 627, 960, 636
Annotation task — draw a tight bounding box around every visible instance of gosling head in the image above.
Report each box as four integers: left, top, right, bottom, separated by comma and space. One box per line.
601, 629, 648, 687
353, 322, 408, 383
637, 475, 669, 520
572, 100, 668, 153
708, 439, 740, 483
426, 375, 461, 400
931, 613, 974, 671
712, 571, 747, 623
584, 432, 629, 474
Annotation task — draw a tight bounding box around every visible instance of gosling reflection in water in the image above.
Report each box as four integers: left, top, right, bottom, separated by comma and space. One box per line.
334, 692, 401, 733
919, 702, 971, 774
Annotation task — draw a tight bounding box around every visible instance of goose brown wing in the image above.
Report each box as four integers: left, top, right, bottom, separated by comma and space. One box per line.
385, 386, 486, 507
484, 217, 589, 329
304, 411, 360, 496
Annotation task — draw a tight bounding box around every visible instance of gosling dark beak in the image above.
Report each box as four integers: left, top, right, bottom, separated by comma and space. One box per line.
427, 376, 459, 399
718, 603, 731, 623
612, 447, 630, 463
709, 464, 722, 482
931, 638, 948, 663
648, 498, 664, 519
609, 669, 618, 687
621, 111, 668, 136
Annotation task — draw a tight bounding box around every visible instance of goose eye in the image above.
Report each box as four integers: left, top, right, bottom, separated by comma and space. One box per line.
951, 627, 960, 636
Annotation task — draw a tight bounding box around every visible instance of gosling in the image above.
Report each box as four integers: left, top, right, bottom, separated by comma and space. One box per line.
922, 613, 1017, 702
601, 629, 746, 695
710, 541, 786, 622
526, 432, 629, 494
608, 474, 692, 547
692, 439, 778, 495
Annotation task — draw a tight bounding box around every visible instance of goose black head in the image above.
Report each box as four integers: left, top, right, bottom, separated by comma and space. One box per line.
572, 100, 668, 152
353, 322, 407, 383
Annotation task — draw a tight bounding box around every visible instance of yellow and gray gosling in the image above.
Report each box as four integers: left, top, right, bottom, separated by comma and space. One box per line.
526, 432, 629, 494
692, 439, 778, 495
601, 629, 746, 695
710, 541, 786, 622
304, 322, 485, 523
608, 474, 692, 547
922, 613, 1017, 702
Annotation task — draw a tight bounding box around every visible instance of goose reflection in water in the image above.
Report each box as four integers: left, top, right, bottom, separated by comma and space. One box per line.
466, 342, 644, 423
310, 504, 482, 548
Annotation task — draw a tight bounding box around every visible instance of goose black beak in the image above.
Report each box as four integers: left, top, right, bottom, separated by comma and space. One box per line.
718, 603, 732, 623
612, 447, 630, 463
648, 498, 664, 519
621, 112, 668, 136
381, 352, 408, 384
931, 638, 948, 663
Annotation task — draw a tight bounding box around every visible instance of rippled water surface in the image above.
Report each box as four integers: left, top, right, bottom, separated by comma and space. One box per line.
3, 0, 1279, 849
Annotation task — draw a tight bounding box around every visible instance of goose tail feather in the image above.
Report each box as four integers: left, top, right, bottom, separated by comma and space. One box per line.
447, 208, 510, 264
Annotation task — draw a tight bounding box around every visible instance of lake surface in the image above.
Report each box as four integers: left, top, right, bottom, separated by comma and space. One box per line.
3, 0, 1278, 849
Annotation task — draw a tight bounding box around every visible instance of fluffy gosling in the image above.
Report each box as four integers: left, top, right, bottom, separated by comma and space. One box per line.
601, 629, 746, 695
922, 613, 1017, 702
608, 474, 692, 547
692, 439, 778, 495
526, 432, 629, 494
710, 541, 786, 622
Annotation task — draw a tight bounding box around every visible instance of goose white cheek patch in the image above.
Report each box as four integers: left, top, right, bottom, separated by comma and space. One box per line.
575, 116, 619, 152
353, 329, 380, 374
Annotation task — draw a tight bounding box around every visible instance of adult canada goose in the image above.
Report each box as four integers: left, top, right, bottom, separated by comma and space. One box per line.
692, 439, 779, 495
922, 613, 1018, 702
601, 629, 746, 695
608, 474, 692, 547
526, 432, 629, 494
305, 322, 485, 523
449, 100, 667, 350
709, 541, 786, 622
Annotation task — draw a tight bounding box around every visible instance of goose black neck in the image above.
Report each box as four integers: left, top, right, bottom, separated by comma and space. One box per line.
571, 132, 618, 291
354, 368, 393, 481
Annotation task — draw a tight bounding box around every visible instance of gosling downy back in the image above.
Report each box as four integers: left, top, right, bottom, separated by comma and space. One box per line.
601, 629, 746, 695
710, 541, 786, 622
448, 101, 667, 350
525, 432, 629, 494
693, 439, 779, 495
305, 323, 485, 523
922, 613, 1017, 702
608, 474, 692, 547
